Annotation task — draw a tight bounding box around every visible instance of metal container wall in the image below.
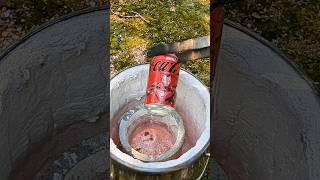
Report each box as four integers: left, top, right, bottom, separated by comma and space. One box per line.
110, 65, 210, 179
0, 7, 108, 180
213, 21, 320, 180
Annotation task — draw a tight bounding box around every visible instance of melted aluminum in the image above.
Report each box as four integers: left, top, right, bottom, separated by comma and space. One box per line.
119, 103, 185, 162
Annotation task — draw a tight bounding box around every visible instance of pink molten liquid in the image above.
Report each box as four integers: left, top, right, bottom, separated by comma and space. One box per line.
129, 122, 175, 156
111, 100, 196, 159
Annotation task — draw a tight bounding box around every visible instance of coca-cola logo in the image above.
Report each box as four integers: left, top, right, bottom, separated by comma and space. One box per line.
150, 60, 179, 74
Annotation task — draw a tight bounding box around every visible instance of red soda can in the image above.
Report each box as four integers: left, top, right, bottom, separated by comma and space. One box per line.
145, 54, 180, 107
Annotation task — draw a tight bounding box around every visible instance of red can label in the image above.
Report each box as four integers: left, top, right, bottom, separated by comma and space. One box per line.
145, 54, 180, 107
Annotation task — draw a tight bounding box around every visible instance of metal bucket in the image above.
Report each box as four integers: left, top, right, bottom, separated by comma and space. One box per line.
110, 64, 210, 179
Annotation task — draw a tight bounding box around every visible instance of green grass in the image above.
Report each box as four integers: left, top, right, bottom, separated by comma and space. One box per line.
182, 58, 210, 86
111, 0, 210, 86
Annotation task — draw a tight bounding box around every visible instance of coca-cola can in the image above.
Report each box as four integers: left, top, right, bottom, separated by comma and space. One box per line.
145, 54, 180, 107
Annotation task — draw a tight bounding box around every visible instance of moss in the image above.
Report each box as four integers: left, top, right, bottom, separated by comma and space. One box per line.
182, 58, 210, 86
111, 0, 210, 84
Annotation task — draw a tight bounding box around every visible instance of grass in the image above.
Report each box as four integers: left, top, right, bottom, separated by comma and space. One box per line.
110, 0, 210, 85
